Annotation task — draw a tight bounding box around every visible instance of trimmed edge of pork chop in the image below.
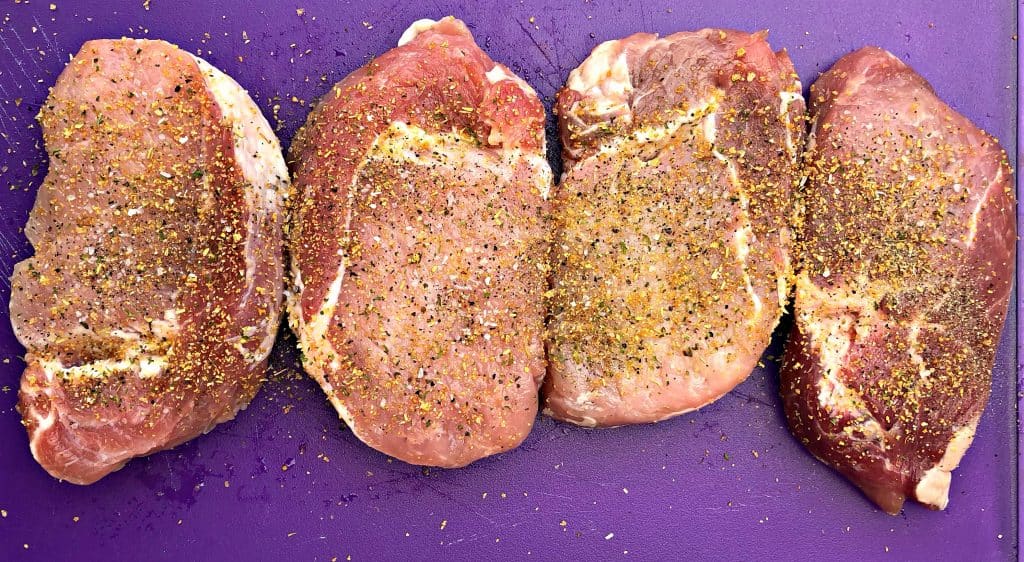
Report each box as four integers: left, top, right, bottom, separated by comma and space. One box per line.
286, 17, 550, 467
544, 29, 804, 426
782, 47, 1015, 513
12, 39, 287, 484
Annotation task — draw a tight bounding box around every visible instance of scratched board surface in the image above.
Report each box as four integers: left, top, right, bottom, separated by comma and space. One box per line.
0, 1, 1017, 560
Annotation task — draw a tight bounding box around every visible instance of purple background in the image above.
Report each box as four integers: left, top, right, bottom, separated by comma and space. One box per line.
0, 1, 1017, 560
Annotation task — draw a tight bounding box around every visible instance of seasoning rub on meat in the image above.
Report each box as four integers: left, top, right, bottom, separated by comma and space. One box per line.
546, 29, 805, 426
782, 47, 1015, 514
287, 17, 551, 467
11, 39, 288, 484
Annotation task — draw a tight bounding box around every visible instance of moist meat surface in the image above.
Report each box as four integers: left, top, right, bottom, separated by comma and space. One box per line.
546, 29, 804, 426
782, 47, 1015, 514
287, 17, 550, 467
10, 38, 288, 484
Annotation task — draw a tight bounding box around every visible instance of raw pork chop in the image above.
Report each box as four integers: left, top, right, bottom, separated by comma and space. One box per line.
10, 39, 288, 484
287, 17, 550, 467
782, 47, 1014, 513
546, 30, 804, 426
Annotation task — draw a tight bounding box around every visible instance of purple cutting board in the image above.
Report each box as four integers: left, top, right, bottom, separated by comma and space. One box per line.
0, 1, 1017, 560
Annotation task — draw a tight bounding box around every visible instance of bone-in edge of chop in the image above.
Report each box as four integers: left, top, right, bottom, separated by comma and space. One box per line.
782, 47, 1014, 514
545, 30, 804, 426
10, 38, 287, 484
287, 17, 550, 467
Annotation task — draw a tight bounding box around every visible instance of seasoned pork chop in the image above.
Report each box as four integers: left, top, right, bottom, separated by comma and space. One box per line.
546, 29, 804, 426
782, 47, 1015, 513
10, 39, 288, 484
287, 17, 550, 467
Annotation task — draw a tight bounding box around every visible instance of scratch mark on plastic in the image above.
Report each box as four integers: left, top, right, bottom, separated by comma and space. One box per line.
513, 19, 560, 91
9, 25, 46, 77
0, 32, 35, 83
0, 87, 17, 150
32, 15, 66, 61
421, 479, 502, 530
0, 230, 20, 290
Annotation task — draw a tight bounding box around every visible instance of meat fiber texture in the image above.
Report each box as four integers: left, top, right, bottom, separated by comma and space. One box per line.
782, 47, 1015, 514
9, 39, 288, 484
287, 17, 551, 467
546, 29, 805, 426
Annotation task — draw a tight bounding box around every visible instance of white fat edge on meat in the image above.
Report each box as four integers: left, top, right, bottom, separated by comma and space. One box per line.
587, 95, 720, 159
564, 38, 637, 128
703, 95, 765, 325
485, 64, 539, 99
775, 82, 802, 304
482, 63, 542, 148
292, 120, 549, 439
193, 55, 288, 363
776, 226, 794, 310
906, 319, 935, 380
396, 16, 535, 94
964, 166, 1003, 248
25, 307, 178, 457
21, 366, 57, 462
397, 18, 440, 47
371, 121, 548, 204
559, 34, 654, 169
39, 347, 169, 381
779, 84, 803, 160
377, 121, 550, 201
31, 308, 181, 387
25, 357, 136, 475
905, 314, 973, 510
395, 18, 546, 183
289, 137, 368, 439
541, 390, 600, 427
797, 273, 886, 442
914, 421, 979, 509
